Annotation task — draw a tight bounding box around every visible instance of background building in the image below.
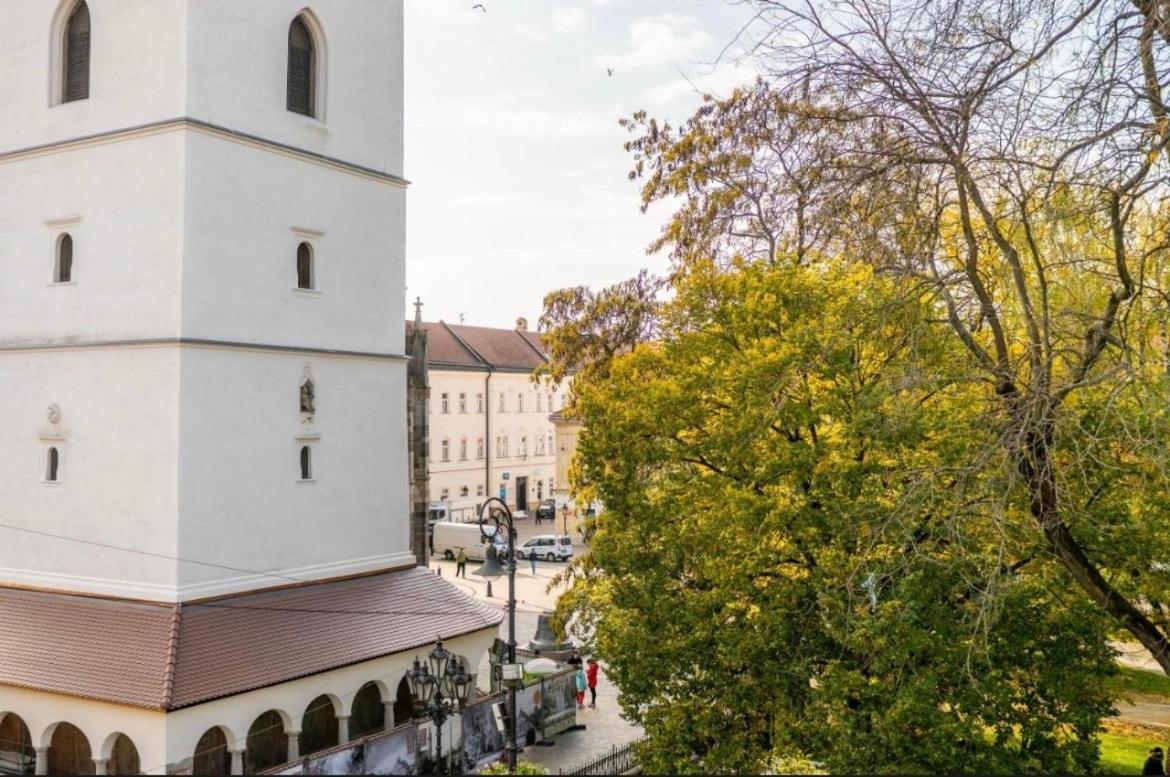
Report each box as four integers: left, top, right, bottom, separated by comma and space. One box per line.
0, 2, 497, 774
409, 318, 568, 522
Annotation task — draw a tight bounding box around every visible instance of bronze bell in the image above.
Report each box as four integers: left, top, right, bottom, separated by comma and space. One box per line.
528, 611, 574, 659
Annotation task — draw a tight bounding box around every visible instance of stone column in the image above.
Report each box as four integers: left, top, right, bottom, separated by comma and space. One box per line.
286, 731, 301, 761
34, 746, 49, 776
383, 701, 396, 730
337, 715, 351, 744
228, 747, 245, 776
92, 758, 108, 775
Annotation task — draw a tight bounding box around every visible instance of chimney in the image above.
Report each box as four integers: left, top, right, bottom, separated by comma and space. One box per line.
516, 317, 528, 331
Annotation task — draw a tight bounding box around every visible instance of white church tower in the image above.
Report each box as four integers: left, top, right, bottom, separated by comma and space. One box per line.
0, 2, 499, 774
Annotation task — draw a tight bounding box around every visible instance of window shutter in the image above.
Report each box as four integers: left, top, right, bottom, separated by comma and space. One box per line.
64, 2, 91, 103
287, 19, 314, 116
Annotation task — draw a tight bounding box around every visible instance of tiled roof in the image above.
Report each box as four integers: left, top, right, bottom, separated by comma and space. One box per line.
0, 567, 502, 710
408, 321, 549, 371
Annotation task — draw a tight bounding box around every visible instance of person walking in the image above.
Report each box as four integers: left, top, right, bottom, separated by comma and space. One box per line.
586, 657, 600, 708
1144, 747, 1166, 776
574, 665, 588, 709
529, 550, 538, 575
455, 547, 467, 578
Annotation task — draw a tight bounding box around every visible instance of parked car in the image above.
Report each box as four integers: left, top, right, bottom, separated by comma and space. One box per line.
515, 534, 574, 562
536, 499, 556, 522
431, 521, 506, 561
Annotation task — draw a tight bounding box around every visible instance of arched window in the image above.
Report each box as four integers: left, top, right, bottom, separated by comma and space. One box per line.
46, 448, 60, 482
63, 1, 91, 103
287, 16, 316, 116
296, 242, 313, 290
56, 234, 73, 283
300, 446, 312, 480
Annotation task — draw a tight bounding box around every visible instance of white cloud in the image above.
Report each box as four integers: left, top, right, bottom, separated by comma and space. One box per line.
408, 0, 481, 28
551, 7, 586, 33
597, 14, 712, 70
414, 103, 623, 139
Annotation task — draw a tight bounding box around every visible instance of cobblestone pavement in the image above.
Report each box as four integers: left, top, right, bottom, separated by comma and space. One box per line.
432, 520, 643, 772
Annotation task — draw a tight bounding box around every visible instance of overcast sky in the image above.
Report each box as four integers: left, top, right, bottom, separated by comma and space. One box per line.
404, 0, 758, 329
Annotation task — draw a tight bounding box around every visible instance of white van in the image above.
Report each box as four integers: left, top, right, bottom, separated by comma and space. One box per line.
515, 535, 574, 562
431, 521, 506, 562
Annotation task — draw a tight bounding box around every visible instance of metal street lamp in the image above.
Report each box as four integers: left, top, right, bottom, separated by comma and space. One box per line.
405, 642, 475, 774
478, 497, 521, 773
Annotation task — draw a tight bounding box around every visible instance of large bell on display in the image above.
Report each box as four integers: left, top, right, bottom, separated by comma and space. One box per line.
528, 611, 574, 660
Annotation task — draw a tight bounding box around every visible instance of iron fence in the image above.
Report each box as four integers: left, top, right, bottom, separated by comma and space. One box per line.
560, 737, 645, 776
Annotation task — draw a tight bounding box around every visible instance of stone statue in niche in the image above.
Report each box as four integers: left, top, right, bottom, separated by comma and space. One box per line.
300, 378, 315, 417
47, 404, 61, 425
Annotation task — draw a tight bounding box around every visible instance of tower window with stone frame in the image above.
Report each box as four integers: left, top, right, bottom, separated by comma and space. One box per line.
287, 16, 317, 117
299, 446, 313, 480
296, 242, 314, 290
55, 234, 74, 284
62, 1, 91, 104
45, 447, 61, 483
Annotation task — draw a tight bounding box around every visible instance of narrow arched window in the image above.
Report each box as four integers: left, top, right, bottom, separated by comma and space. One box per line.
296, 243, 313, 290
46, 448, 60, 482
56, 234, 73, 283
300, 446, 312, 480
287, 17, 316, 116
63, 1, 91, 103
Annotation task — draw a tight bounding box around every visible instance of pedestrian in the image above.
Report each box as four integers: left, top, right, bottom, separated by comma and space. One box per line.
1145, 747, 1166, 776
455, 547, 467, 578
586, 657, 600, 708
574, 665, 587, 709
529, 550, 538, 575
567, 649, 582, 669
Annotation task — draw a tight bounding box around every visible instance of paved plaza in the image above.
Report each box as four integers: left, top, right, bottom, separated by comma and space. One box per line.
431, 518, 643, 771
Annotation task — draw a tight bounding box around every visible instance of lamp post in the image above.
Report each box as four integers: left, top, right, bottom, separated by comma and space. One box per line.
405, 641, 475, 774
475, 497, 520, 772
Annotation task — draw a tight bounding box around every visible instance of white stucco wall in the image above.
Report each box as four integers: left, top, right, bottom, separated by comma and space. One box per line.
176, 347, 411, 597
0, 346, 180, 598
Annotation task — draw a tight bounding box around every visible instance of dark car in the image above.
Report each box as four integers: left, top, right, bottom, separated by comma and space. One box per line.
536, 499, 556, 522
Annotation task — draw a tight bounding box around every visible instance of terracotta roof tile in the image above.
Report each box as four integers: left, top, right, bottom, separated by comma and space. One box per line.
0, 567, 502, 710
406, 321, 550, 372
408, 321, 483, 368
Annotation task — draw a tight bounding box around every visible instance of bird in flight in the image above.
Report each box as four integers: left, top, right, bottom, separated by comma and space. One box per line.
607, 68, 614, 76
472, 3, 486, 11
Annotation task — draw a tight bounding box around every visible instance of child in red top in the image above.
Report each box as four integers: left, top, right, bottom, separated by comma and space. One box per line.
586, 658, 600, 708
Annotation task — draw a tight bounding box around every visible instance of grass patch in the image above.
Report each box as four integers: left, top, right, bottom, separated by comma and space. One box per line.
1107, 666, 1170, 703
1099, 720, 1166, 775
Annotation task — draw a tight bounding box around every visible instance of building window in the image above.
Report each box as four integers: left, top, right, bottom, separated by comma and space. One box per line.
287, 16, 317, 117
476, 393, 484, 413
62, 1, 91, 103
536, 393, 542, 412
476, 484, 485, 497
476, 438, 484, 459
518, 394, 525, 413
460, 486, 469, 498
498, 393, 505, 412
299, 446, 312, 480
441, 393, 449, 414
548, 393, 554, 412
520, 436, 528, 457
46, 447, 61, 482
536, 435, 545, 456
460, 439, 468, 460
496, 436, 508, 458
441, 439, 450, 462
296, 242, 314, 290
55, 234, 74, 283
548, 432, 554, 453
440, 488, 449, 500
537, 481, 543, 500
459, 393, 467, 413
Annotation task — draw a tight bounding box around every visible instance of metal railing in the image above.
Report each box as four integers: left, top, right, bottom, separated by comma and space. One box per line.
560, 738, 645, 776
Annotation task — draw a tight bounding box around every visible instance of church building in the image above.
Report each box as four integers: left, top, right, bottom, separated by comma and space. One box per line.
0, 2, 500, 773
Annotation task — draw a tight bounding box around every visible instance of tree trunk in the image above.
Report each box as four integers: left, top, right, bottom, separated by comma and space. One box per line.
1023, 433, 1170, 673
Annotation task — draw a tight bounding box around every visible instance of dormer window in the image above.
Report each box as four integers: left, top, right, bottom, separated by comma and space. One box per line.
62, 1, 91, 103
287, 16, 317, 117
